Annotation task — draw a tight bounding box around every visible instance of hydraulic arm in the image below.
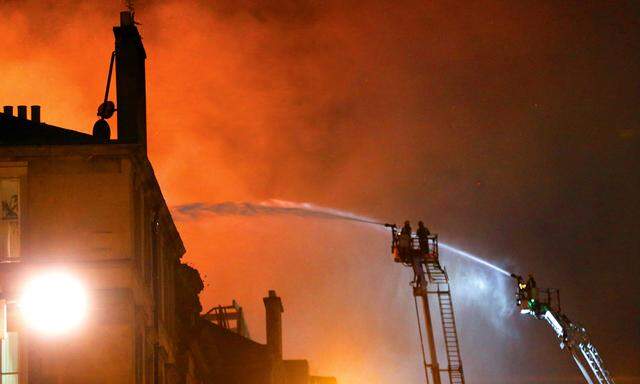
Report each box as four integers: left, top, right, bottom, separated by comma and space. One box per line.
511, 274, 615, 384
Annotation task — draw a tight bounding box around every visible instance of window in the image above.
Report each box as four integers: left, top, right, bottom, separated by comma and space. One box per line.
0, 179, 20, 260
143, 209, 154, 285
1, 332, 18, 384
134, 188, 144, 275
162, 259, 175, 333
0, 302, 19, 384
135, 330, 143, 384
145, 342, 154, 384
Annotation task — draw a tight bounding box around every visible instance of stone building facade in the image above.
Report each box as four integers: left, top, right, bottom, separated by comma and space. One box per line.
0, 10, 335, 384
0, 11, 196, 384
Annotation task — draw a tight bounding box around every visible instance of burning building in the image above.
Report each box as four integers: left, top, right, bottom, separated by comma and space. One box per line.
0, 10, 334, 384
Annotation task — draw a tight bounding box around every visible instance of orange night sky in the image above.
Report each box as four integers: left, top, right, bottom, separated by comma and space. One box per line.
1, 1, 638, 383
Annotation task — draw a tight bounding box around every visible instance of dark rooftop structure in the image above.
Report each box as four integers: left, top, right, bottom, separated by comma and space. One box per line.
1, 11, 148, 148
192, 291, 337, 384
194, 318, 279, 384
0, 106, 102, 145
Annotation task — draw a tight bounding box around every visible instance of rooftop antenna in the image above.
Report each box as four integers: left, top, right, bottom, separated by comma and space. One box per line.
92, 51, 116, 141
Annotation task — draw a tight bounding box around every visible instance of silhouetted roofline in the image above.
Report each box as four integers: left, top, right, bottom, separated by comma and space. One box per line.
0, 112, 104, 145
0, 118, 187, 257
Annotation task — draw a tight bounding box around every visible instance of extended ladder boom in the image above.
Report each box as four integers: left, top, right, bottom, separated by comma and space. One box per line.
542, 310, 615, 384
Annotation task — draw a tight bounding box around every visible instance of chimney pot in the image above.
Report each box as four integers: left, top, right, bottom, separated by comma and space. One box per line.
120, 11, 134, 26
114, 12, 147, 147
2, 106, 13, 116
31, 105, 41, 124
17, 105, 27, 119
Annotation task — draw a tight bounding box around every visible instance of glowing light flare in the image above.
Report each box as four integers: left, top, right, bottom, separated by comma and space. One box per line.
19, 271, 88, 335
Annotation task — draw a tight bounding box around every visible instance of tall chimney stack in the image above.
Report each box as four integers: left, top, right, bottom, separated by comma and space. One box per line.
263, 290, 284, 360
113, 11, 147, 147
17, 105, 27, 119
31, 105, 41, 124
2, 106, 13, 116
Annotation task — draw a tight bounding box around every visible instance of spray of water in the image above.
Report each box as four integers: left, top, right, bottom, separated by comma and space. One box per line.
174, 199, 517, 376
439, 243, 511, 277
173, 199, 512, 277
174, 199, 385, 225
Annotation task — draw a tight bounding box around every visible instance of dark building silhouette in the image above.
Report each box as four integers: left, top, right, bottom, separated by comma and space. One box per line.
192, 291, 335, 384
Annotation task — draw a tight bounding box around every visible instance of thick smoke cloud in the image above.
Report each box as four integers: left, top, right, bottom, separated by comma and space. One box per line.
1, 1, 638, 383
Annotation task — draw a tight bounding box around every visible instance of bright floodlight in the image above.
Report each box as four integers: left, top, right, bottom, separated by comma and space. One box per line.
20, 271, 88, 335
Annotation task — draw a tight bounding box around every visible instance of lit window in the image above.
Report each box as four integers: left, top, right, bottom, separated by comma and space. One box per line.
0, 179, 19, 260
0, 302, 19, 384
1, 332, 18, 384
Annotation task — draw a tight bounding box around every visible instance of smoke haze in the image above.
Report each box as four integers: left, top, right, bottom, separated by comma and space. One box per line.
1, 1, 639, 383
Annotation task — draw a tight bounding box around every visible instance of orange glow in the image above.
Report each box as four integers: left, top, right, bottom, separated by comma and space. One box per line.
1, 2, 637, 383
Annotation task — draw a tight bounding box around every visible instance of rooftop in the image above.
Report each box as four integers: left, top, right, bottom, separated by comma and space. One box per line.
0, 108, 104, 146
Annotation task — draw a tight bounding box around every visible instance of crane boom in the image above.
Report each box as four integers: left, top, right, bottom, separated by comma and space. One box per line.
511, 274, 615, 384
542, 309, 615, 384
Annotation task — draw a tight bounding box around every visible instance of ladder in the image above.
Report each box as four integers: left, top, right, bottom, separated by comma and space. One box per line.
389, 228, 466, 384
426, 261, 465, 384
580, 343, 611, 384
569, 328, 614, 384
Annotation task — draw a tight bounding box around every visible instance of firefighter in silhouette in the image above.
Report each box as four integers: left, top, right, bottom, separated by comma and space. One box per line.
511, 273, 540, 312
511, 273, 528, 309
398, 221, 412, 262
526, 274, 536, 288
416, 221, 430, 255
401, 221, 412, 236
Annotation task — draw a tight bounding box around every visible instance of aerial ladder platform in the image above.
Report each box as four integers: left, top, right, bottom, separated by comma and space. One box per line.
387, 225, 466, 384
511, 274, 616, 384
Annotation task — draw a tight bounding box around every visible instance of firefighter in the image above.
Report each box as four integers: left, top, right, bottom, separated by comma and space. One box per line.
398, 221, 412, 261
511, 273, 529, 309
526, 274, 537, 289
416, 221, 430, 255
400, 221, 412, 237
